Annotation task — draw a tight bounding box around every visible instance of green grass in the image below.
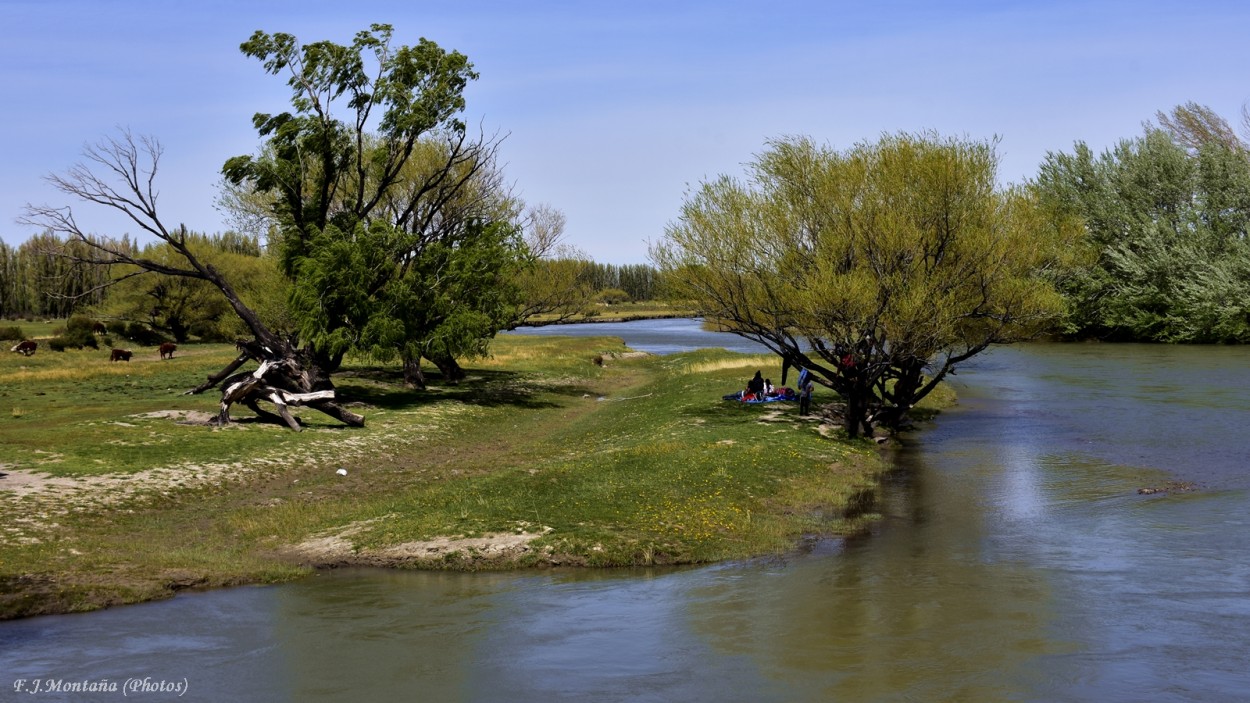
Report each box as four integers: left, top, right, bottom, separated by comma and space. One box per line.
4, 318, 64, 339
241, 347, 885, 569
0, 344, 337, 475
0, 334, 931, 619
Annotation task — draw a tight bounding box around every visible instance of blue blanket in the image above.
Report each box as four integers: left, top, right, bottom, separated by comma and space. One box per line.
722, 390, 797, 404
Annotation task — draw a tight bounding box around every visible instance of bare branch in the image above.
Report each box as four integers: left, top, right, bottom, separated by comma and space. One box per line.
22, 131, 287, 354
524, 203, 568, 259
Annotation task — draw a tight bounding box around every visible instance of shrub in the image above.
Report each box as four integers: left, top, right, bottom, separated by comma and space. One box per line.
48, 327, 98, 351
123, 322, 169, 347
595, 288, 631, 305
66, 315, 96, 335
71, 328, 98, 349
0, 326, 23, 341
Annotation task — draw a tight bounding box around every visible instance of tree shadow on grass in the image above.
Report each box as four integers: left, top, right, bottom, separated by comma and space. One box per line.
335, 367, 596, 412
677, 393, 827, 434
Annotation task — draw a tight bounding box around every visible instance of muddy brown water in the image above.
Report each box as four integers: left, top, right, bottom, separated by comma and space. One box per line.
4, 325, 1249, 702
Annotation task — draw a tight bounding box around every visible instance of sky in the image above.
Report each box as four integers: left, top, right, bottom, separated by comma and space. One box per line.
3, 0, 1249, 264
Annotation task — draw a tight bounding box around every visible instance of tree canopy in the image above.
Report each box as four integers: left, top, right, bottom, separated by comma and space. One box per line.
221, 24, 524, 381
1036, 123, 1250, 342
223, 24, 482, 239
654, 133, 1077, 437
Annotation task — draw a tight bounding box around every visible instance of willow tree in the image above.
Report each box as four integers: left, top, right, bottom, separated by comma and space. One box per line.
508, 204, 597, 327
97, 233, 287, 344
654, 133, 1077, 437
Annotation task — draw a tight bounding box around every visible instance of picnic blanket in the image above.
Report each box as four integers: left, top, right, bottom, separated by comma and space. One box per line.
723, 387, 797, 404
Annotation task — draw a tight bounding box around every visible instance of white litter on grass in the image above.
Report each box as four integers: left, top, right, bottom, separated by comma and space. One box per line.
336, 468, 348, 476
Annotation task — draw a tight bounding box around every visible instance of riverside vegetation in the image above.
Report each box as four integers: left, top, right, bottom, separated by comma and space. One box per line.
0, 333, 950, 620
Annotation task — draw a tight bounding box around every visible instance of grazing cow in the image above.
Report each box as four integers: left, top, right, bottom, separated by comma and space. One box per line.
91, 321, 108, 335
10, 340, 36, 356
159, 342, 177, 360
110, 348, 132, 362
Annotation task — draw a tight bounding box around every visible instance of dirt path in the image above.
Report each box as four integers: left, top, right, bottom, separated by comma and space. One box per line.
0, 403, 471, 546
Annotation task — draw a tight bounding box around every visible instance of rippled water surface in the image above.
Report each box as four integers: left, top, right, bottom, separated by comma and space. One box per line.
4, 330, 1249, 702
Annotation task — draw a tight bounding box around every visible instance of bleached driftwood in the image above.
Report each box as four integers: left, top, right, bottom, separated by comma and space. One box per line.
213, 359, 349, 431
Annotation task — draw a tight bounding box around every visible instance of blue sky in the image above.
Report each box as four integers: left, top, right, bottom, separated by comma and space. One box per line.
3, 0, 1248, 263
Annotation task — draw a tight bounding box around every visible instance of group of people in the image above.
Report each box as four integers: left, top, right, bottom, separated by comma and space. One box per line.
740, 369, 815, 415
745, 371, 772, 399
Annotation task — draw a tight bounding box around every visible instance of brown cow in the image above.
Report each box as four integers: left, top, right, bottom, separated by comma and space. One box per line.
159, 342, 177, 360
110, 348, 132, 362
10, 340, 36, 356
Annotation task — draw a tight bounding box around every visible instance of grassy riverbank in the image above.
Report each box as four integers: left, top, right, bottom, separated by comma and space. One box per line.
521, 301, 696, 325
0, 335, 938, 620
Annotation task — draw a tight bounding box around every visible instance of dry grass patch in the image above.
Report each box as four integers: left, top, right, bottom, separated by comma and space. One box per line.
683, 354, 777, 375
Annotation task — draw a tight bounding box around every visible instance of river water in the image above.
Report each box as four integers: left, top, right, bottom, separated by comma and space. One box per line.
3, 321, 1249, 702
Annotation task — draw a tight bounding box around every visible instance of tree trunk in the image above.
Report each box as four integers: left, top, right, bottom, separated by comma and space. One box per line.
402, 357, 426, 390
168, 319, 189, 344
427, 352, 465, 384
876, 360, 925, 430
845, 389, 863, 439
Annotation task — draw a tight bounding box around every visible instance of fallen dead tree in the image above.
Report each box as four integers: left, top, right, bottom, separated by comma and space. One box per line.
186, 340, 364, 431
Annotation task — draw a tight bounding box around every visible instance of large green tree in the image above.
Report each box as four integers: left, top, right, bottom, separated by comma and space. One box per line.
223, 25, 526, 379
24, 25, 503, 429
1036, 122, 1250, 342
223, 25, 481, 238
654, 133, 1076, 437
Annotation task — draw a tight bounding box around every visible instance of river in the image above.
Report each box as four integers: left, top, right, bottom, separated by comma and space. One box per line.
3, 320, 1248, 702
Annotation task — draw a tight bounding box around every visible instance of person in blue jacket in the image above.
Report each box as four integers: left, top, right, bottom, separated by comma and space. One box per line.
798, 368, 813, 416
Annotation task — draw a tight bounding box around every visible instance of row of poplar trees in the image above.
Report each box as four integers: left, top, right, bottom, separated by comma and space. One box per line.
0, 229, 668, 341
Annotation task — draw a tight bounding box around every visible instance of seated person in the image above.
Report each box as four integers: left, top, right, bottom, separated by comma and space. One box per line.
746, 371, 765, 398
